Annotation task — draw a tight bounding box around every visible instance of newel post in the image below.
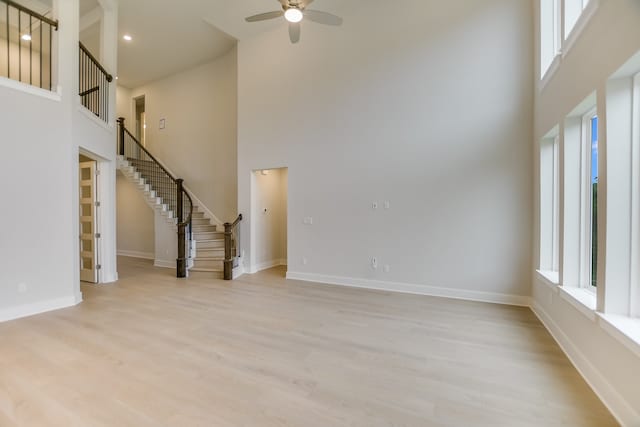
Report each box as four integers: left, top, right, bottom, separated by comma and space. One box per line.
176, 179, 187, 278
223, 222, 232, 280
117, 117, 125, 156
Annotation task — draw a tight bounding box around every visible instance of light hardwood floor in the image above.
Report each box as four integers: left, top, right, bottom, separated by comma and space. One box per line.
0, 257, 618, 426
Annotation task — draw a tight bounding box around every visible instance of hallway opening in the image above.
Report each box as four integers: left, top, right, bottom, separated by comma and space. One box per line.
251, 168, 288, 275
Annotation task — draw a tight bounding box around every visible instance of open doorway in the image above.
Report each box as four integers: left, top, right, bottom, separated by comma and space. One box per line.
252, 168, 288, 274
79, 154, 100, 283
134, 95, 146, 145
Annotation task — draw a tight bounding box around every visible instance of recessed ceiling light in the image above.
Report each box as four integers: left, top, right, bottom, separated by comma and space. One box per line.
123, 34, 132, 41
21, 34, 32, 41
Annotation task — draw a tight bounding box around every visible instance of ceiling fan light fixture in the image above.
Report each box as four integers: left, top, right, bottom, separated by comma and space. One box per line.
284, 8, 303, 23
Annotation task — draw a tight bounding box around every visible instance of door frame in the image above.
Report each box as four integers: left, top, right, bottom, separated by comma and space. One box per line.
77, 148, 115, 286
79, 159, 99, 283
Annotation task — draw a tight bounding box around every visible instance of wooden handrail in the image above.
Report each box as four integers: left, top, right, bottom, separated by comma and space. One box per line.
3, 0, 58, 29
118, 120, 193, 226
79, 86, 99, 97
117, 118, 193, 277
79, 42, 113, 82
228, 214, 243, 229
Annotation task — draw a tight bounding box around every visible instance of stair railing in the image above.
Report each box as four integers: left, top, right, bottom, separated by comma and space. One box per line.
1, 0, 58, 90
117, 117, 193, 278
79, 42, 113, 122
224, 214, 243, 280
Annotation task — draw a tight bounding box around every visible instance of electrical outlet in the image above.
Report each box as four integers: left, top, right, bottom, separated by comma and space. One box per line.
302, 257, 308, 265
384, 201, 390, 209
303, 217, 313, 225
383, 265, 390, 273
371, 257, 378, 269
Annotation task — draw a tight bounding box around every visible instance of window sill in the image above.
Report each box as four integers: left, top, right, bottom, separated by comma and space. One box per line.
597, 314, 640, 358
539, 54, 561, 91
559, 286, 597, 321
536, 270, 560, 290
563, 0, 600, 58
0, 76, 61, 102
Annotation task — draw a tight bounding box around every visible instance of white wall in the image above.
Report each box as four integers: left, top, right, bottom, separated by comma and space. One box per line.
0, 0, 119, 321
532, 0, 640, 424
116, 171, 154, 258
252, 168, 287, 271
116, 85, 133, 124
129, 47, 238, 222
0, 85, 78, 321
238, 0, 533, 303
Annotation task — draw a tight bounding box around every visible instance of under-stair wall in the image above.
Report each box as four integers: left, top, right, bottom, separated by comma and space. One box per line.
116, 171, 155, 259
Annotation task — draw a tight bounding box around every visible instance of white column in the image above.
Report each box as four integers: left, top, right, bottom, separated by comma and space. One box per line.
98, 0, 118, 127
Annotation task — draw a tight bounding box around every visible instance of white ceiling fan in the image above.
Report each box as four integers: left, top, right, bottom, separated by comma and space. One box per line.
245, 0, 343, 44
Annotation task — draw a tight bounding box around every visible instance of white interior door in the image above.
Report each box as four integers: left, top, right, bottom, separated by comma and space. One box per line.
79, 161, 98, 283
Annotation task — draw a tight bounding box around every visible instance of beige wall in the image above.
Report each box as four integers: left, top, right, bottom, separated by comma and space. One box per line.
238, 0, 533, 299
116, 85, 132, 124
129, 47, 238, 222
252, 168, 287, 269
116, 171, 154, 258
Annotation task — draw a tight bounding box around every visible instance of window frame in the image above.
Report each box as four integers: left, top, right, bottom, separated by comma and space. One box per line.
632, 72, 640, 317
564, 0, 590, 39
540, 0, 561, 79
579, 109, 598, 292
540, 134, 560, 275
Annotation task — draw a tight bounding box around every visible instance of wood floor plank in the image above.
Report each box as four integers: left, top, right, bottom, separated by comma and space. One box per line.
0, 257, 618, 426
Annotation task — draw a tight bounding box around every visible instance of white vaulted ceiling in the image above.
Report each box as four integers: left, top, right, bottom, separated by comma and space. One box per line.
114, 0, 236, 88
104, 0, 351, 88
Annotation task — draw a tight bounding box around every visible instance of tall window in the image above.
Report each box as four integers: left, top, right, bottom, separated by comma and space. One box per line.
590, 116, 598, 288
581, 111, 598, 289
565, 0, 590, 38
540, 134, 560, 275
540, 0, 560, 77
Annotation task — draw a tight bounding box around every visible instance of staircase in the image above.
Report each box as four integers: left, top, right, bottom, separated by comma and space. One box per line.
117, 157, 229, 277
116, 118, 241, 278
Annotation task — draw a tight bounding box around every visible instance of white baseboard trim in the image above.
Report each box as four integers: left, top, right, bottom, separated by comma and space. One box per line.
232, 262, 245, 280
0, 294, 82, 323
248, 259, 287, 274
531, 302, 639, 426
285, 271, 531, 307
154, 259, 175, 269
117, 250, 154, 260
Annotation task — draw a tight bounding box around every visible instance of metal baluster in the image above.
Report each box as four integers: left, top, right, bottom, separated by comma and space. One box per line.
39, 21, 42, 88
29, 16, 32, 85
18, 11, 21, 82
6, 4, 9, 79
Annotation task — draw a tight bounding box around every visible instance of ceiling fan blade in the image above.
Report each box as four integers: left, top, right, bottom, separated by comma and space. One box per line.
245, 11, 284, 22
304, 10, 343, 26
289, 22, 301, 44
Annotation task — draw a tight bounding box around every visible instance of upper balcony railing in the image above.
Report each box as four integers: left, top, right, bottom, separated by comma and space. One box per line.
0, 0, 58, 90
79, 42, 113, 123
